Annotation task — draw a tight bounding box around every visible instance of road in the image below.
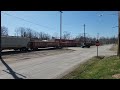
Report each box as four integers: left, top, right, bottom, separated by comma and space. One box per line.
0, 44, 116, 79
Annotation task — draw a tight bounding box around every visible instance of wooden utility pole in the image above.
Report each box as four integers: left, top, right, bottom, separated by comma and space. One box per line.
60, 11, 63, 47
96, 33, 99, 57
60, 11, 62, 40
117, 11, 120, 57
0, 23, 1, 59
84, 24, 86, 44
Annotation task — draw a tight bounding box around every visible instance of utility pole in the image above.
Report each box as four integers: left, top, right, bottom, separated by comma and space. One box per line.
60, 11, 63, 47
0, 23, 1, 59
98, 11, 119, 57
117, 11, 120, 57
97, 33, 99, 40
97, 33, 99, 57
84, 24, 86, 44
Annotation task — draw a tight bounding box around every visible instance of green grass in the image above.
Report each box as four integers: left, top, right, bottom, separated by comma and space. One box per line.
62, 56, 120, 79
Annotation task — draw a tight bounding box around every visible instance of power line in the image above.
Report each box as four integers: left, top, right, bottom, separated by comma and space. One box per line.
97, 11, 118, 17
2, 12, 55, 30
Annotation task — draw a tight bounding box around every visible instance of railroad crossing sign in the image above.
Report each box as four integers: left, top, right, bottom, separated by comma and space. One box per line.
96, 40, 100, 46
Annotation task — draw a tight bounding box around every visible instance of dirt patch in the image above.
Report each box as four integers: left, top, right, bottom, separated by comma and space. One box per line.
112, 74, 120, 79
94, 56, 105, 59
1, 48, 75, 64
110, 44, 117, 51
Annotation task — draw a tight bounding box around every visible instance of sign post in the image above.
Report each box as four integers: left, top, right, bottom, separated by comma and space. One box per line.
96, 40, 100, 57
97, 45, 98, 57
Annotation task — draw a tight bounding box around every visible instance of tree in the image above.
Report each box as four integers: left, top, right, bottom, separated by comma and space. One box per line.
63, 31, 71, 40
15, 27, 26, 37
1, 26, 8, 36
75, 34, 85, 42
37, 32, 51, 40
26, 28, 33, 38
52, 32, 59, 39
33, 31, 39, 39
14, 27, 51, 40
15, 27, 34, 38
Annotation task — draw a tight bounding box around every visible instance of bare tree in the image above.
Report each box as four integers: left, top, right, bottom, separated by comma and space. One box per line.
75, 34, 84, 42
99, 36, 117, 45
15, 27, 26, 37
63, 31, 71, 40
38, 32, 43, 40
1, 26, 8, 36
37, 32, 50, 40
33, 31, 39, 39
14, 27, 51, 40
44, 33, 51, 40
26, 28, 33, 38
52, 32, 59, 39
15, 27, 34, 38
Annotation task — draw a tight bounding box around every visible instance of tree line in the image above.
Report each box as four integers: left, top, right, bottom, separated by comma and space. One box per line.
1, 26, 118, 45
1, 26, 72, 40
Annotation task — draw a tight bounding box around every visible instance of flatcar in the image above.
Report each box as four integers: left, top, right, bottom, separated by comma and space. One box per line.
29, 40, 60, 50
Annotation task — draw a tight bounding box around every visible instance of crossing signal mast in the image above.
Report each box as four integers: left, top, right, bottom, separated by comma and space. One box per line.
0, 26, 1, 59
118, 11, 120, 57
84, 24, 86, 44
98, 11, 120, 57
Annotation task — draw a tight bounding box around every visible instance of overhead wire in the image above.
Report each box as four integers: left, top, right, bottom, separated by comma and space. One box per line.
1, 12, 55, 30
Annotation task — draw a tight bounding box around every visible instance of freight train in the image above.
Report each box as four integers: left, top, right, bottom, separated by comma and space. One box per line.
1, 36, 81, 51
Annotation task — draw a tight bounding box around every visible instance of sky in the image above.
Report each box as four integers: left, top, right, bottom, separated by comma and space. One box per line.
1, 11, 118, 39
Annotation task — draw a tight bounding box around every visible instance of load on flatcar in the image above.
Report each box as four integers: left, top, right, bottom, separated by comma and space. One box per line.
1, 36, 30, 51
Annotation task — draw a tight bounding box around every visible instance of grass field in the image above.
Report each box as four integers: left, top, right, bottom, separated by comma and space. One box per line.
62, 55, 120, 79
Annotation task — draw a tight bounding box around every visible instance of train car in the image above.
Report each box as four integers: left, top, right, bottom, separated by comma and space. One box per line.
29, 40, 60, 50
1, 36, 30, 51
1, 36, 82, 52
55, 39, 81, 47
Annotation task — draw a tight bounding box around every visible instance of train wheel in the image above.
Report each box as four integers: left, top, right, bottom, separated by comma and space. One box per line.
33, 48, 38, 51
14, 49, 19, 51
20, 48, 22, 51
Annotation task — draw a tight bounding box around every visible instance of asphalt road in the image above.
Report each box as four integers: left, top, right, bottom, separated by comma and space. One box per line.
0, 44, 116, 79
